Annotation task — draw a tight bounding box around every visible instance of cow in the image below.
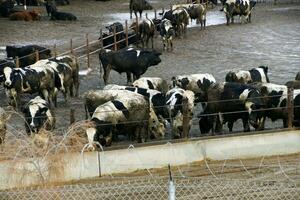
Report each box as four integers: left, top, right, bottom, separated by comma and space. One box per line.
0, 59, 15, 83
225, 66, 270, 84
132, 77, 168, 93
9, 10, 41, 21
163, 7, 189, 38
252, 83, 300, 128
187, 4, 207, 30
16, 0, 45, 6
0, 107, 11, 144
129, 0, 153, 19
223, 0, 256, 25
172, 73, 216, 103
23, 96, 55, 134
6, 45, 52, 68
296, 72, 300, 81
0, 0, 14, 17
50, 10, 77, 20
55, 0, 69, 5
159, 19, 175, 51
130, 17, 155, 48
165, 87, 195, 139
45, 0, 56, 16
103, 84, 168, 119
2, 63, 56, 108
85, 95, 165, 148
202, 82, 265, 134
99, 47, 162, 85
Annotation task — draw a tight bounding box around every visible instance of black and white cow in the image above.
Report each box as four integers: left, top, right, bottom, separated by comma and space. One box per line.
23, 96, 55, 134
201, 82, 265, 134
129, 0, 153, 19
187, 4, 207, 30
223, 0, 256, 25
166, 87, 195, 138
163, 7, 189, 37
253, 83, 300, 128
172, 73, 216, 103
131, 17, 155, 49
86, 95, 165, 148
99, 47, 162, 85
225, 66, 270, 84
0, 107, 11, 144
132, 77, 168, 93
103, 84, 168, 119
3, 65, 56, 108
159, 19, 175, 51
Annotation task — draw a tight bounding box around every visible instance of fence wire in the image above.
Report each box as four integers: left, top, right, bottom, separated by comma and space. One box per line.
0, 177, 299, 200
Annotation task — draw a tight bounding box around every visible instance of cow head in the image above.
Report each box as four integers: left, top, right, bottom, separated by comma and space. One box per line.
3, 66, 14, 87
148, 107, 165, 139
29, 10, 41, 20
23, 97, 52, 134
258, 65, 270, 82
225, 71, 238, 82
5, 46, 17, 58
144, 50, 162, 67
250, 0, 256, 9
87, 118, 113, 149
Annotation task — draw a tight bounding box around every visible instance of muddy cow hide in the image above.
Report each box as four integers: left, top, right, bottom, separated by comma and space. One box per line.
166, 87, 195, 138
172, 73, 216, 103
50, 10, 77, 20
129, 0, 153, 19
0, 0, 14, 17
23, 96, 55, 134
103, 84, 168, 119
162, 7, 189, 37
201, 82, 265, 134
159, 19, 175, 51
6, 45, 52, 68
99, 47, 162, 85
187, 4, 207, 29
223, 0, 256, 25
9, 10, 41, 21
132, 77, 168, 93
86, 94, 165, 148
225, 66, 270, 84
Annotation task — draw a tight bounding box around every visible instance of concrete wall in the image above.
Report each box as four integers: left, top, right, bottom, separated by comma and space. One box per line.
0, 130, 300, 190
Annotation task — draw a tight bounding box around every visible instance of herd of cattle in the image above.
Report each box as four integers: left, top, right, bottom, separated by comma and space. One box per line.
0, 0, 298, 149
0, 43, 300, 149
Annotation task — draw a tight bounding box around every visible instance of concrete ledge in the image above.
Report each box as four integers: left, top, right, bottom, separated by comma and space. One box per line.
0, 129, 300, 190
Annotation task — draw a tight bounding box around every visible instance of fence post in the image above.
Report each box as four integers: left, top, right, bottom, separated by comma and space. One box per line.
70, 38, 73, 55
15, 57, 19, 68
154, 9, 157, 19
53, 44, 57, 58
125, 20, 129, 47
182, 97, 189, 139
168, 164, 175, 200
86, 33, 90, 69
35, 50, 39, 62
70, 108, 75, 125
99, 29, 103, 49
287, 88, 294, 129
113, 25, 117, 51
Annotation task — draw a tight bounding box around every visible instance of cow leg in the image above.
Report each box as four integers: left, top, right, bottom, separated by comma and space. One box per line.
248, 13, 251, 23
103, 65, 111, 85
130, 10, 132, 19
126, 72, 133, 85
242, 118, 250, 132
151, 36, 154, 49
227, 120, 234, 132
226, 16, 230, 25
231, 17, 234, 24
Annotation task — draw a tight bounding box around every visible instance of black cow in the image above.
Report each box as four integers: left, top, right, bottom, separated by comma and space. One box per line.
202, 82, 265, 134
0, 59, 15, 83
223, 0, 256, 25
6, 45, 52, 68
45, 0, 56, 16
99, 47, 162, 85
159, 19, 175, 51
16, 0, 44, 6
23, 96, 55, 134
50, 10, 77, 20
0, 0, 14, 17
225, 66, 270, 84
129, 0, 153, 19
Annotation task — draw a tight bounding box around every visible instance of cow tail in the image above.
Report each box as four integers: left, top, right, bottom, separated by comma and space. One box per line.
84, 103, 89, 120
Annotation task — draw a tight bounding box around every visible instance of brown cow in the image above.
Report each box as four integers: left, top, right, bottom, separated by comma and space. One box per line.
9, 10, 41, 21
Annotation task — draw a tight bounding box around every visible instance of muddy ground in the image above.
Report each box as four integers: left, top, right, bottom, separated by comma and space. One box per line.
0, 0, 300, 143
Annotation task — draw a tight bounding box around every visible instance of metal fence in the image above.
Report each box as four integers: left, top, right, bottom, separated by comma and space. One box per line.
0, 177, 299, 200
